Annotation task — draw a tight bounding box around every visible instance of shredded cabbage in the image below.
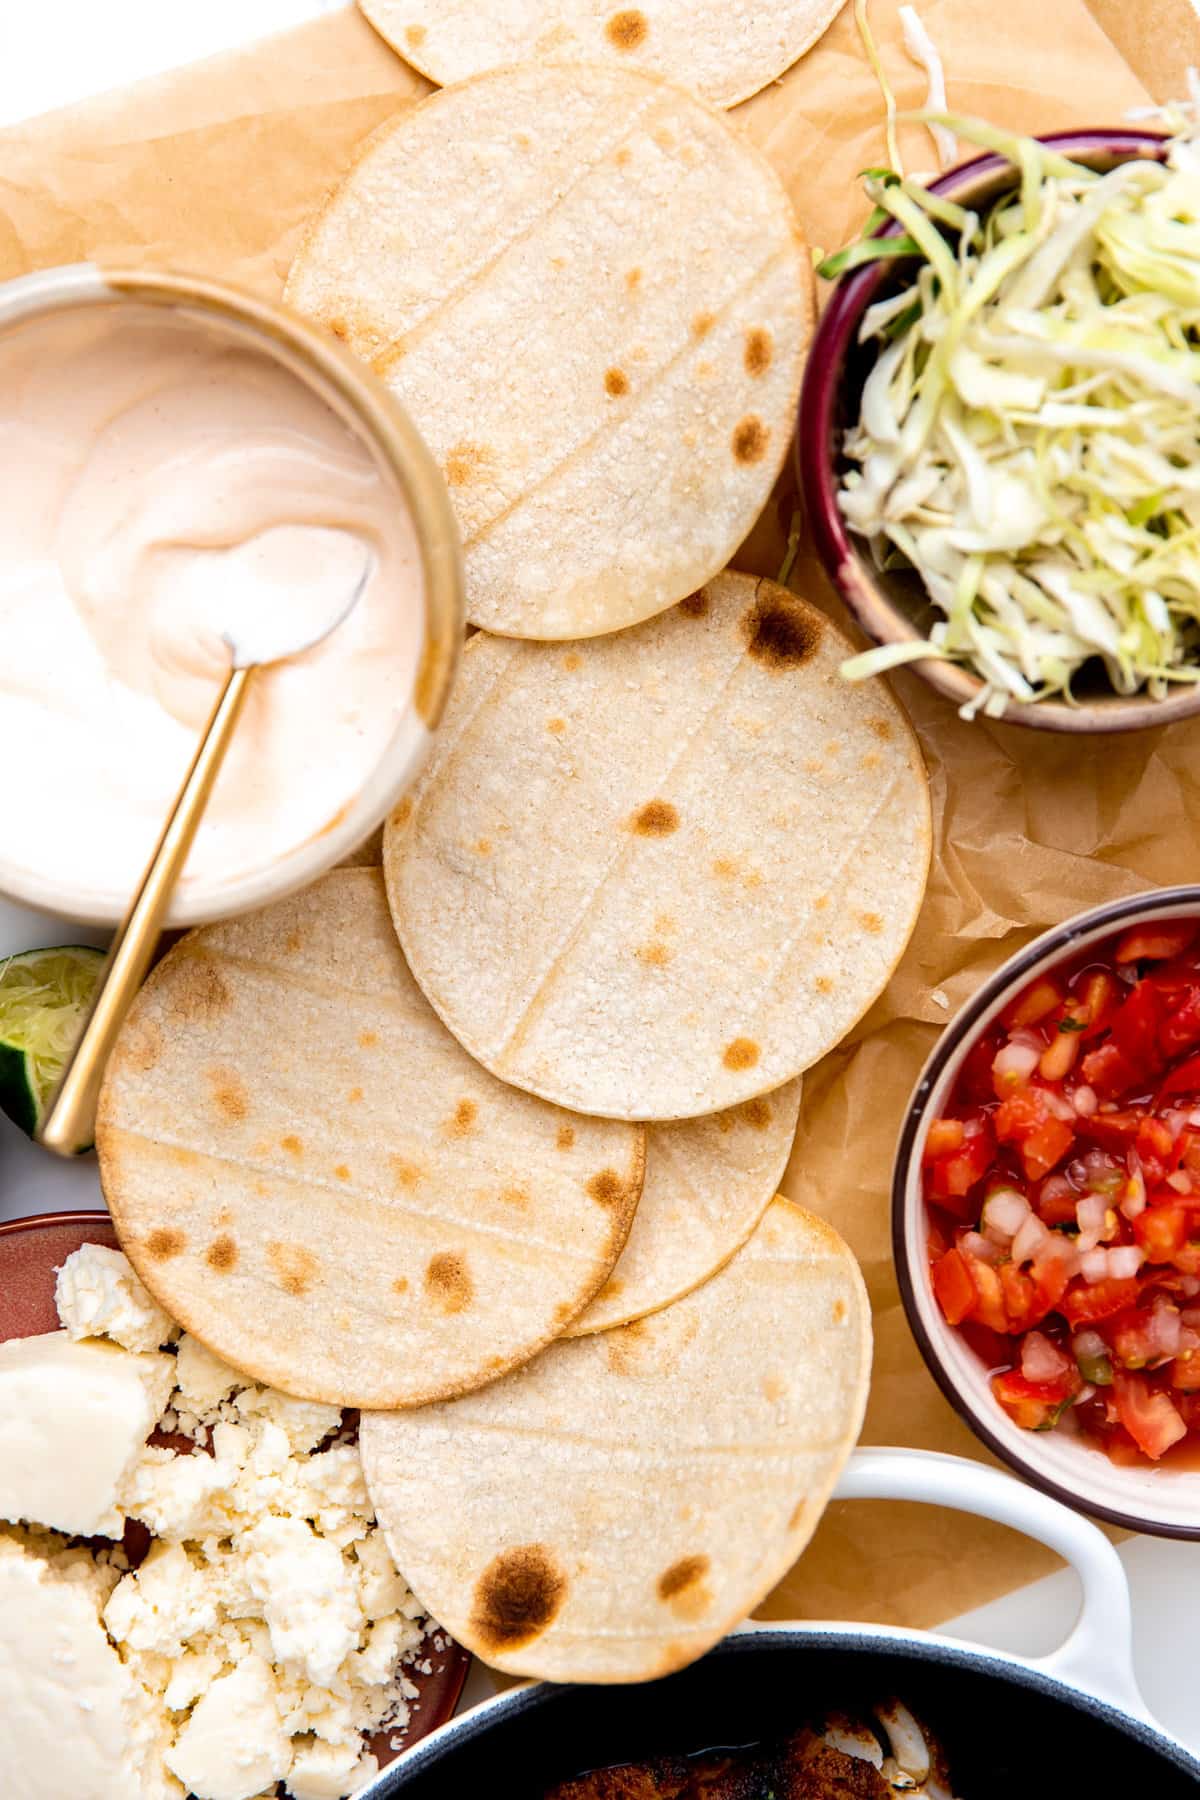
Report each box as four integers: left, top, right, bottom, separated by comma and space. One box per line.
834, 112, 1200, 716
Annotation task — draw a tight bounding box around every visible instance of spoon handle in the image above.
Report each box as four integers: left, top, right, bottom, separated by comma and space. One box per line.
39, 665, 253, 1157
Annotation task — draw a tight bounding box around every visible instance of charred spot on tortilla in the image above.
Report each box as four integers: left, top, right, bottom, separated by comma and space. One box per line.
741, 588, 821, 670
546, 716, 566, 735
657, 1553, 710, 1602
636, 940, 671, 967
859, 911, 884, 935
723, 1038, 760, 1071
393, 1276, 409, 1295
444, 441, 492, 487
606, 9, 648, 50
268, 1241, 320, 1298
500, 1184, 530, 1209
556, 1124, 576, 1152
870, 718, 894, 741
833, 1298, 847, 1323
740, 1096, 772, 1130
679, 589, 710, 618
692, 310, 716, 339
391, 1156, 423, 1190
732, 416, 769, 465
587, 1168, 629, 1208
206, 1067, 248, 1124
470, 1545, 567, 1652
604, 366, 630, 397
425, 1251, 474, 1314
815, 975, 835, 994
205, 1234, 238, 1274
146, 1227, 186, 1262
405, 22, 426, 46
120, 1018, 163, 1074
625, 266, 642, 290
165, 956, 229, 1025
631, 800, 679, 837
744, 327, 773, 375
392, 795, 414, 829
358, 1027, 379, 1049
281, 1133, 303, 1158
446, 1097, 478, 1136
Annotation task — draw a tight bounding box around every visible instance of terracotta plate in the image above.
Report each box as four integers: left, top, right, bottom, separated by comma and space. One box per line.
0, 1211, 471, 1767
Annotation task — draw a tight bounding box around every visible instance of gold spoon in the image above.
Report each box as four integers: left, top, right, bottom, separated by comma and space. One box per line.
39, 543, 373, 1157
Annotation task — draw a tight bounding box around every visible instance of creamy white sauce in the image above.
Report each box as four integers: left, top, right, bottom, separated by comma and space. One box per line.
0, 303, 423, 904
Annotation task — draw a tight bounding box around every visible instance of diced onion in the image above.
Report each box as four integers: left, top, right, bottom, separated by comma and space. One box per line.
961, 1230, 1003, 1266
1081, 1248, 1111, 1284
981, 1187, 1031, 1242
993, 1041, 1041, 1084
1021, 1330, 1069, 1382
1076, 1193, 1112, 1252
1108, 1245, 1145, 1281
1167, 1170, 1194, 1194
1073, 1328, 1108, 1361
1012, 1212, 1051, 1266
1072, 1084, 1099, 1117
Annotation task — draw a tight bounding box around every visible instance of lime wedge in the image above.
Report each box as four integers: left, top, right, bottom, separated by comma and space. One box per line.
0, 945, 104, 1137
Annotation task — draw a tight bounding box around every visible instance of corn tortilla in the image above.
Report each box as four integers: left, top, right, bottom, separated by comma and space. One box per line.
386, 573, 932, 1120
567, 1076, 802, 1335
285, 65, 812, 639
97, 870, 644, 1408
360, 1196, 871, 1683
358, 0, 848, 109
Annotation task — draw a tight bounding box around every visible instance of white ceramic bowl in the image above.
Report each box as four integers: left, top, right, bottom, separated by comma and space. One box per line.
0, 262, 463, 927
894, 887, 1200, 1538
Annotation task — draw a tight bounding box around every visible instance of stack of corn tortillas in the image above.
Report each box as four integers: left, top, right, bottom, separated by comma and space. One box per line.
285, 64, 814, 639
97, 36, 932, 1687
358, 0, 849, 109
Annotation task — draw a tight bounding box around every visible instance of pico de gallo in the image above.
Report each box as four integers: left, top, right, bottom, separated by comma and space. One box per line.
924, 917, 1200, 1466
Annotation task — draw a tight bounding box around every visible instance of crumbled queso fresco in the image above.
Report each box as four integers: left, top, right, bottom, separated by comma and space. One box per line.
2, 1243, 430, 1800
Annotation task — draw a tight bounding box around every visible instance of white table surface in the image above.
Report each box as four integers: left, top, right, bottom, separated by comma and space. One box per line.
1, 0, 1198, 1757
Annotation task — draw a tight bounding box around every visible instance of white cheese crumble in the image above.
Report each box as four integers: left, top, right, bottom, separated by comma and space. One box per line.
1, 1245, 428, 1800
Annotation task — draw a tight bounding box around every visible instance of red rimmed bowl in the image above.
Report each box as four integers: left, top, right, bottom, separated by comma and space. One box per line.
796, 129, 1187, 735
892, 889, 1200, 1538
0, 1210, 471, 1765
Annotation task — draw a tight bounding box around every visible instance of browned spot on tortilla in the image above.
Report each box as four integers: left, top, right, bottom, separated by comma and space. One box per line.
213, 1205, 233, 1229
833, 1298, 847, 1323
281, 1134, 302, 1158
815, 976, 835, 995
485, 1355, 505, 1371
268, 1241, 320, 1298
658, 1554, 710, 1604
553, 1301, 575, 1324
205, 1234, 237, 1274
334, 1164, 351, 1181
119, 1018, 163, 1075
605, 8, 648, 49
474, 838, 492, 856
470, 1545, 567, 1654
804, 757, 823, 776
744, 327, 773, 376
742, 588, 822, 669
859, 911, 884, 935
546, 716, 566, 735
863, 751, 882, 773
695, 360, 715, 383
500, 1184, 530, 1209
789, 1498, 809, 1531
444, 441, 492, 487
763, 1372, 785, 1403
359, 1028, 379, 1049
636, 941, 671, 968
563, 652, 581, 672
391, 1156, 423, 1191
814, 894, 830, 912
549, 1124, 574, 1155
679, 589, 709, 618
716, 1110, 735, 1135
146, 1228, 185, 1262
424, 1252, 473, 1315
625, 265, 642, 289
723, 1038, 760, 1071
615, 145, 633, 169
206, 1067, 247, 1124
446, 1097, 478, 1137
870, 718, 894, 741
741, 1096, 773, 1130
347, 1086, 364, 1105
712, 856, 738, 879
692, 310, 715, 339
631, 799, 679, 837
393, 1276, 409, 1295
392, 796, 413, 828
165, 957, 229, 1026
587, 1168, 627, 1207
285, 929, 304, 955
604, 366, 629, 397
732, 416, 770, 465
404, 23, 426, 45
596, 1276, 624, 1304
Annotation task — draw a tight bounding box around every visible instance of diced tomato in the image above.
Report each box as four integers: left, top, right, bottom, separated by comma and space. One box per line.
958, 1031, 1004, 1105
1075, 1107, 1144, 1149
992, 1369, 1075, 1431
1112, 1369, 1188, 1460
926, 1122, 995, 1206
1133, 1203, 1190, 1263
1023, 1116, 1076, 1180
1178, 1393, 1200, 1430
1002, 976, 1063, 1030
1161, 987, 1200, 1056
1062, 1276, 1143, 1327
1171, 1242, 1200, 1277
1136, 1116, 1175, 1163
1108, 1308, 1158, 1370
999, 1262, 1042, 1333
1109, 979, 1164, 1075
1036, 1179, 1079, 1228
1080, 1042, 1142, 1097
1171, 1347, 1200, 1391
993, 1089, 1075, 1179
932, 1248, 975, 1327
961, 1251, 1009, 1334
1029, 1246, 1073, 1312
923, 1118, 965, 1161
1114, 922, 1199, 965
1157, 1051, 1200, 1101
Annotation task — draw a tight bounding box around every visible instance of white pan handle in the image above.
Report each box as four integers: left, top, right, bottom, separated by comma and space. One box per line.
832, 1445, 1149, 1722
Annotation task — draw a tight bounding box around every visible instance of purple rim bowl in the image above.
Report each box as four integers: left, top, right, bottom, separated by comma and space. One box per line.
797, 129, 1184, 735
892, 885, 1200, 1539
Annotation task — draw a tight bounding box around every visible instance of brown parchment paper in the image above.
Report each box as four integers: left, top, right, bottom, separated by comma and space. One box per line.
1, 0, 1197, 1637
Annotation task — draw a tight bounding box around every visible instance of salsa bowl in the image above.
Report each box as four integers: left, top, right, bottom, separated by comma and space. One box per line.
796, 129, 1191, 735
894, 887, 1200, 1537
